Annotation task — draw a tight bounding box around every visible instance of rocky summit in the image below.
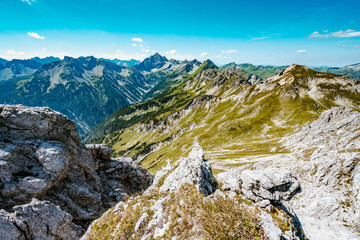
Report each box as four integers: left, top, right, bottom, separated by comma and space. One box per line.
0, 105, 153, 239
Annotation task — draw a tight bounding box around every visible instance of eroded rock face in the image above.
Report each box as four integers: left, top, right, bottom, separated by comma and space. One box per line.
159, 142, 216, 196
217, 169, 242, 193
0, 105, 153, 239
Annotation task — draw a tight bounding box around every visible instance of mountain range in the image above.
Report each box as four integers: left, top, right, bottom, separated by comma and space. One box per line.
0, 54, 201, 135
1, 54, 359, 137
1, 53, 360, 239
82, 60, 360, 238
86, 62, 360, 172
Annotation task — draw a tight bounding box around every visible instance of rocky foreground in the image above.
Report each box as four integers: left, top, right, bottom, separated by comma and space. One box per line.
82, 107, 360, 240
83, 143, 306, 240
219, 107, 360, 239
0, 105, 152, 239
1, 105, 360, 240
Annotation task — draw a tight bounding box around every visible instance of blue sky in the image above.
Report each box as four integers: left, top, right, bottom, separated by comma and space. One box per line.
0, 0, 359, 66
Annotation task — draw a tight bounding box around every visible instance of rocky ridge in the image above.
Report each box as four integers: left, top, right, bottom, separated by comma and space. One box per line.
0, 105, 153, 239
83, 143, 306, 240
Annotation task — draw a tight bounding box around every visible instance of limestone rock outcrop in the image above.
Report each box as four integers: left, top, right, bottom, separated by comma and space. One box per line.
218, 168, 305, 239
0, 105, 153, 239
159, 142, 217, 196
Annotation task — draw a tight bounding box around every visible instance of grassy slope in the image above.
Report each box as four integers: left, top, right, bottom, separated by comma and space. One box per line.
89, 64, 360, 174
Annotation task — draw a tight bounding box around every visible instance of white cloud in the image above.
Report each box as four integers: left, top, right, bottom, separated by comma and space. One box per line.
27, 32, 45, 40
21, 0, 36, 5
221, 49, 238, 54
309, 29, 360, 38
131, 43, 143, 47
296, 49, 307, 53
339, 44, 360, 48
142, 49, 150, 53
166, 49, 177, 55
6, 49, 25, 56
201, 52, 208, 56
132, 38, 143, 43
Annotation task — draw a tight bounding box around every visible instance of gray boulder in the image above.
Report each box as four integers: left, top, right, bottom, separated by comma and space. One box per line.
9, 199, 82, 240
159, 142, 216, 196
0, 105, 153, 239
241, 170, 300, 202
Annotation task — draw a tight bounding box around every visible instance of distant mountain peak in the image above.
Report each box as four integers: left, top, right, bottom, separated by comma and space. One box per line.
148, 52, 168, 62
0, 58, 9, 65
135, 53, 168, 72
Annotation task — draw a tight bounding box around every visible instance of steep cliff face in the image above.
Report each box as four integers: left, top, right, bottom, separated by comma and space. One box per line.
0, 105, 153, 239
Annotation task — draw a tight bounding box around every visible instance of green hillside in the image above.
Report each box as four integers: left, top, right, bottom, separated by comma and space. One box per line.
87, 64, 360, 173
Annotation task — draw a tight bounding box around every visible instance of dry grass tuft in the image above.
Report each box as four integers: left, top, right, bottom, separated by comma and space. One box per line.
85, 185, 269, 240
